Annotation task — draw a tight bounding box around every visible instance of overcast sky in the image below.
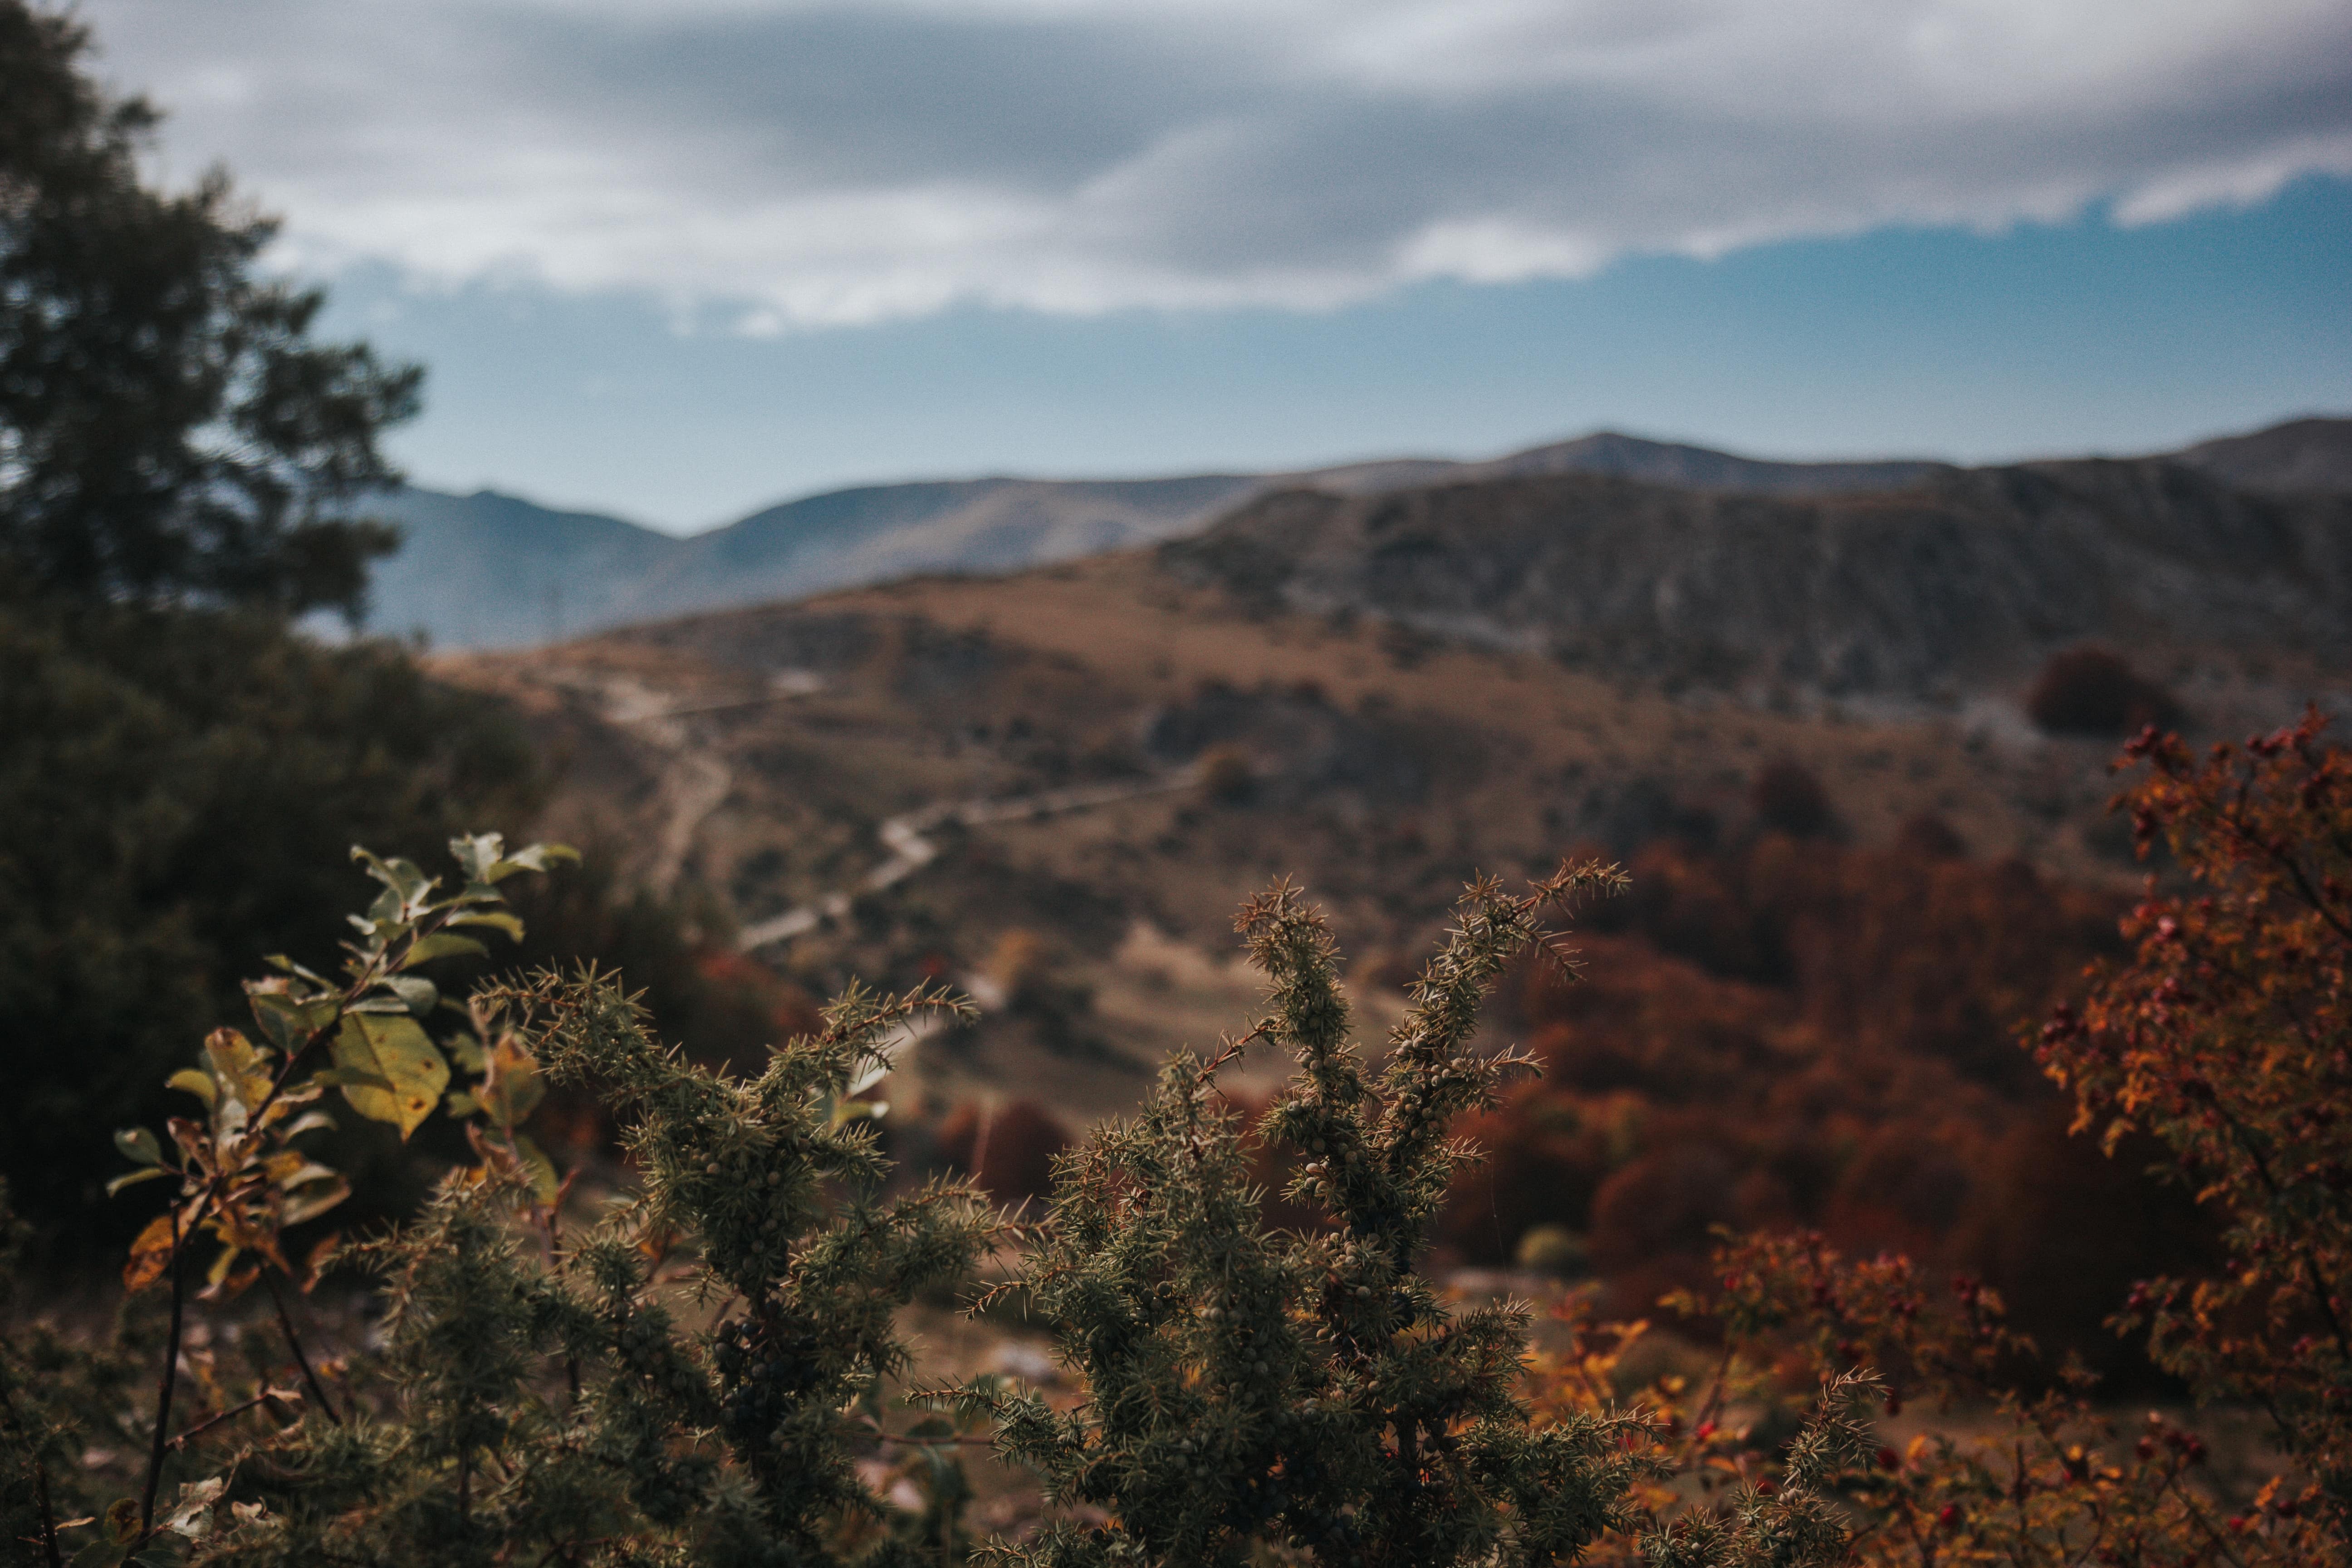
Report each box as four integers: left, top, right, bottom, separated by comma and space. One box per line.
77, 0, 2352, 531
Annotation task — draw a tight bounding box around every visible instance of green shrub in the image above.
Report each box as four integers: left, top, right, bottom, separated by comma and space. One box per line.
955, 868, 1874, 1567
1, 834, 995, 1565
0, 601, 540, 1243
6, 844, 1881, 1567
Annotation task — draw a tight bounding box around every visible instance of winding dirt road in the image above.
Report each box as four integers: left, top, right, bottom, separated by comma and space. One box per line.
733, 765, 1204, 952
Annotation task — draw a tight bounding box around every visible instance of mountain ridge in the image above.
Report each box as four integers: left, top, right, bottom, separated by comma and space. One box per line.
1161, 453, 2352, 700
359, 416, 2349, 649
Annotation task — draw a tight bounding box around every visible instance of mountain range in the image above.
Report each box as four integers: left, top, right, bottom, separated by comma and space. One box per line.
1165, 455, 2352, 701
360, 417, 2351, 650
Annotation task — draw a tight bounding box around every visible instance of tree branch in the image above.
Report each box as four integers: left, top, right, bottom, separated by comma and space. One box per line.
135, 1211, 189, 1544
265, 1271, 340, 1425
168, 1387, 299, 1450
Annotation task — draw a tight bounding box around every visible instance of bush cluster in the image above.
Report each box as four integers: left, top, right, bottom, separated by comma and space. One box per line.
1432, 808, 2184, 1376
0, 599, 540, 1243
6, 710, 2347, 1568
2025, 646, 2184, 737
2, 838, 1885, 1567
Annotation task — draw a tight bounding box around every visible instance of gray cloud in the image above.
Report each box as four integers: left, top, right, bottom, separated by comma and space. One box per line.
80, 0, 2352, 325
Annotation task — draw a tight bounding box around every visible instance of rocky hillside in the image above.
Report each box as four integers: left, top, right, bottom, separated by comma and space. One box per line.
367, 416, 2345, 651
358, 432, 1981, 648
1162, 455, 2352, 700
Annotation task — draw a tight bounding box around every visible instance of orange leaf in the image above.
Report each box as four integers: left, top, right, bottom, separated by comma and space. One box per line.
123, 1212, 177, 1293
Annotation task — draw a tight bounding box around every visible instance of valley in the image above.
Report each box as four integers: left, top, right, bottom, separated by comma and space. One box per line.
421, 417, 2352, 1331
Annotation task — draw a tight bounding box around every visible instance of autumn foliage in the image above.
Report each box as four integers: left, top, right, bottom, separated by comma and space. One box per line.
933, 1098, 1074, 1208
1522, 710, 2352, 1567
2041, 710, 2352, 1532
1435, 821, 2166, 1370
7, 710, 2350, 1565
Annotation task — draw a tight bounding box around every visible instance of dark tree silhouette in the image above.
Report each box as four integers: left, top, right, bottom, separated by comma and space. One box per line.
0, 1, 418, 617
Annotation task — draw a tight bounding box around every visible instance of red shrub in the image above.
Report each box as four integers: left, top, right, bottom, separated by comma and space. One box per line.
2024, 645, 2182, 736
1750, 759, 1835, 837
935, 1098, 1073, 1208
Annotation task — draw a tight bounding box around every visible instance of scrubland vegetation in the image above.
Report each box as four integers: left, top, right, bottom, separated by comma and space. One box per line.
7, 2, 2349, 1560
4, 715, 2349, 1564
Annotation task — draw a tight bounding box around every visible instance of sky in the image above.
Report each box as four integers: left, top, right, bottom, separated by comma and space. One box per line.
77, 0, 2352, 534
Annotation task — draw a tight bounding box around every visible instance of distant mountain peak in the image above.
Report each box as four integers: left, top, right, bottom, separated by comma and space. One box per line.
2166, 414, 2352, 494
363, 416, 2346, 650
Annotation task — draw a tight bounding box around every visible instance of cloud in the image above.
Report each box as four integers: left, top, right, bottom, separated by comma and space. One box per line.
80, 0, 2352, 326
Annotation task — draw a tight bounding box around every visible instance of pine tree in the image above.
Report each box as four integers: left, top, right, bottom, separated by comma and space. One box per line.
1, 0, 417, 616
959, 867, 1690, 1566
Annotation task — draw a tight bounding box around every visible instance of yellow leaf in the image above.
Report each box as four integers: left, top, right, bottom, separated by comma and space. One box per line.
166, 1068, 217, 1108
332, 1014, 449, 1140
202, 1028, 274, 1123
282, 1173, 350, 1227
479, 1034, 545, 1128
122, 1212, 177, 1293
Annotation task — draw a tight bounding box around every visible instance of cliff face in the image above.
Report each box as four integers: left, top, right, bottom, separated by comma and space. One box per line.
1161, 458, 2352, 697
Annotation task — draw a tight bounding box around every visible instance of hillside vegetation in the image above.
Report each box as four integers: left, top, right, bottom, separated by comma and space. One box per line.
425, 443, 2345, 1382
1165, 458, 2352, 700
362, 417, 2352, 649
8, 720, 2347, 1564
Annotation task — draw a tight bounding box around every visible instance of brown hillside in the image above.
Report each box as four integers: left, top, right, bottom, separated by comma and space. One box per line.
431, 535, 2332, 1129
1162, 460, 2352, 699
430, 538, 2344, 1365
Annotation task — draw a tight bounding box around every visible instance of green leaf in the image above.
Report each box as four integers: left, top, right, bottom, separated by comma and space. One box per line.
478, 1035, 545, 1128
344, 993, 411, 1014
313, 1067, 394, 1092
400, 931, 490, 968
510, 1132, 561, 1204
353, 846, 432, 905
279, 1108, 338, 1139
272, 1157, 343, 1192
444, 1032, 488, 1073
449, 831, 506, 880
332, 1014, 450, 1139
447, 910, 525, 941
165, 1068, 216, 1108
246, 986, 340, 1054
263, 954, 331, 985
384, 974, 439, 1014
106, 1166, 173, 1197
114, 1127, 165, 1166
444, 1090, 481, 1118
201, 1029, 274, 1125
280, 1173, 351, 1227
487, 841, 579, 880
155, 1475, 224, 1541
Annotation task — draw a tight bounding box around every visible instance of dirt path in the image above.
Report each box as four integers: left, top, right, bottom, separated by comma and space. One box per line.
578, 670, 827, 895
735, 765, 1203, 952
565, 662, 1206, 950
